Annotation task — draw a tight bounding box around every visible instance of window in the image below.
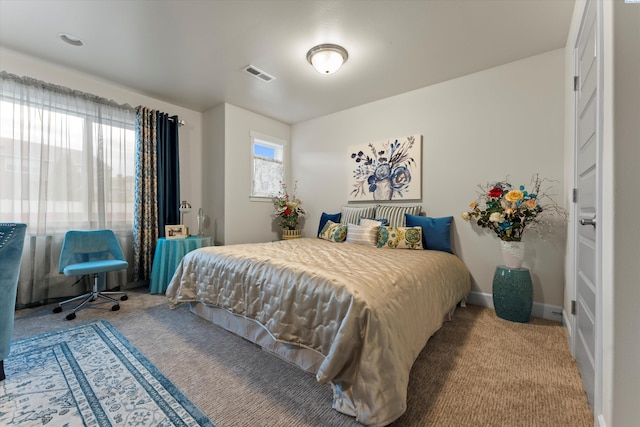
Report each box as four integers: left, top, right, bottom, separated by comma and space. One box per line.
1, 73, 138, 309
0, 75, 136, 232
250, 132, 286, 198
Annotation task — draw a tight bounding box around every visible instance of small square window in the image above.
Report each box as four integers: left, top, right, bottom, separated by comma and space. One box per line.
251, 132, 286, 198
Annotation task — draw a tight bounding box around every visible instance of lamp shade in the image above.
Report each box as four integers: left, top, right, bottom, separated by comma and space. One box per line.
307, 44, 348, 74
178, 201, 191, 213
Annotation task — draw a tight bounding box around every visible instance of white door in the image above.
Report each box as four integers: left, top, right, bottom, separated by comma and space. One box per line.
573, 0, 599, 410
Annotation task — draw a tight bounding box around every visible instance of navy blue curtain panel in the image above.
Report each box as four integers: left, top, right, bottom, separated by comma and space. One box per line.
157, 113, 180, 237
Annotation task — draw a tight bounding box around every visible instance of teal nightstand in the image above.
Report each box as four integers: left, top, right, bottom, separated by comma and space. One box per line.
492, 266, 533, 323
150, 236, 212, 294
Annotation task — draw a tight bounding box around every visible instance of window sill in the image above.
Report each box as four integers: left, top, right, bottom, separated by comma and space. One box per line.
249, 196, 274, 203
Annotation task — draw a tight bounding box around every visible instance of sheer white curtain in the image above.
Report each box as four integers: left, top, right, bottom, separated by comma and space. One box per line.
0, 72, 136, 307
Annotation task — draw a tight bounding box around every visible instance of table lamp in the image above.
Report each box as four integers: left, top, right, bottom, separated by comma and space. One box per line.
179, 201, 191, 225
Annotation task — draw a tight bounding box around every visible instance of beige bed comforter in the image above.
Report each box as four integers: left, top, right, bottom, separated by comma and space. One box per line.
166, 238, 470, 426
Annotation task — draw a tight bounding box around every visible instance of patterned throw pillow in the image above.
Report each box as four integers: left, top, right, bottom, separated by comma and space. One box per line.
345, 224, 379, 246
317, 212, 341, 236
340, 206, 376, 226
374, 205, 421, 228
376, 226, 423, 249
319, 220, 348, 242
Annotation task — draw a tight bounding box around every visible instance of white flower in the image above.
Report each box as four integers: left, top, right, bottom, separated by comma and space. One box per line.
461, 211, 471, 221
489, 212, 505, 223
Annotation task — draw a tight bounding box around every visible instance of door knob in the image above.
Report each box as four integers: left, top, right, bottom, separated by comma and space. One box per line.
580, 217, 596, 227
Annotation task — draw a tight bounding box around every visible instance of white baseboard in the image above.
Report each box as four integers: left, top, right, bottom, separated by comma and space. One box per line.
597, 414, 607, 427
466, 291, 494, 308
467, 291, 564, 322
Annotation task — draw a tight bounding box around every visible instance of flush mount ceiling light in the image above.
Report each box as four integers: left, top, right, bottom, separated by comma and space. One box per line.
58, 33, 84, 47
306, 44, 348, 75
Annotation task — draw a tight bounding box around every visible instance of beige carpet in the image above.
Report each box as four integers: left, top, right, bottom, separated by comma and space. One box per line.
12, 287, 593, 427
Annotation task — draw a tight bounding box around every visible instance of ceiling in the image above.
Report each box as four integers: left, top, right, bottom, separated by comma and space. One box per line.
0, 0, 575, 124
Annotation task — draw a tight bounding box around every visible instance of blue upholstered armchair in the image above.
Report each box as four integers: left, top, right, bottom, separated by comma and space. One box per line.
0, 223, 27, 382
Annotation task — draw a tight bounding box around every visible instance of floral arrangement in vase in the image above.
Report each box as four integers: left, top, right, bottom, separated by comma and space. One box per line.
461, 174, 566, 242
273, 181, 305, 230
350, 135, 418, 200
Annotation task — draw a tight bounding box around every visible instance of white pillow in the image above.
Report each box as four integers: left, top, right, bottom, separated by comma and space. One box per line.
359, 218, 384, 228
345, 223, 378, 246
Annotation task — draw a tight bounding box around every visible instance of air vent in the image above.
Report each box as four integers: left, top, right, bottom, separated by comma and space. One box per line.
243, 65, 276, 82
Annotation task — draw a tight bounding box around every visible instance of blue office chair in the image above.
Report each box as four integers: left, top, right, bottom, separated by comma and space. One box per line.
0, 222, 27, 382
54, 229, 128, 320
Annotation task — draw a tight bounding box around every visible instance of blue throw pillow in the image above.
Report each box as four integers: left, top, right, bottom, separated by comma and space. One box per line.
318, 212, 341, 236
405, 214, 453, 253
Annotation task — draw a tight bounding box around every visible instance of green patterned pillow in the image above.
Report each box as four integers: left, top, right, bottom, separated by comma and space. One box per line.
376, 226, 423, 249
319, 220, 348, 242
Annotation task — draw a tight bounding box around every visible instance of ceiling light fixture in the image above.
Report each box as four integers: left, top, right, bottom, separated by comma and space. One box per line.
58, 33, 84, 47
306, 44, 348, 75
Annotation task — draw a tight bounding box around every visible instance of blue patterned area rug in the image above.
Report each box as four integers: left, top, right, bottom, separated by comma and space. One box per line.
0, 320, 215, 426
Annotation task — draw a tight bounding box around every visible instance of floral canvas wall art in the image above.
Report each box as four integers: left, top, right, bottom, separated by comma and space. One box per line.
348, 135, 422, 201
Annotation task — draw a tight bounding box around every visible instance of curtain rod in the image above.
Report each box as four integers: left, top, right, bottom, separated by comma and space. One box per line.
1, 71, 135, 112
3, 73, 187, 128
168, 117, 185, 127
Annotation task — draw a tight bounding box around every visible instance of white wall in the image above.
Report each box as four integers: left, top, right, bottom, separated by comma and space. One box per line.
216, 103, 290, 245
202, 104, 226, 245
291, 49, 567, 310
0, 47, 205, 235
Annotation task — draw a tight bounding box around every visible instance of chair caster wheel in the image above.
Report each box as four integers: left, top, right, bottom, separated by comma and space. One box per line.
112, 304, 120, 311
120, 295, 128, 301
53, 306, 63, 313
66, 313, 76, 320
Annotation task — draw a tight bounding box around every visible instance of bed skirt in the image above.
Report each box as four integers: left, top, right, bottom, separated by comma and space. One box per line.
190, 302, 326, 374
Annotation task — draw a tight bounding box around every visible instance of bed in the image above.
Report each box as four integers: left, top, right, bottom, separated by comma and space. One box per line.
166, 237, 470, 426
